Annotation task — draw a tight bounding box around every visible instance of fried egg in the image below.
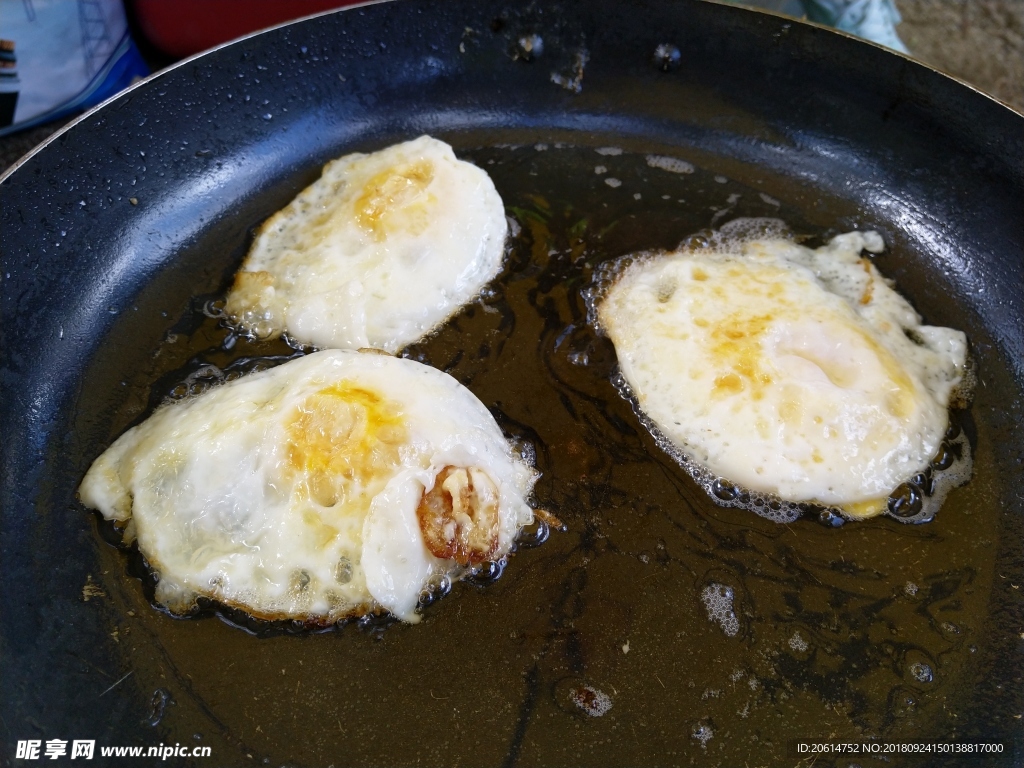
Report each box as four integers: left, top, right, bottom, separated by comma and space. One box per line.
78, 350, 537, 623
596, 222, 970, 519
224, 135, 507, 352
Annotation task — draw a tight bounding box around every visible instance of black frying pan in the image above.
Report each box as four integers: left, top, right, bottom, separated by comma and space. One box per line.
2, 1, 1022, 765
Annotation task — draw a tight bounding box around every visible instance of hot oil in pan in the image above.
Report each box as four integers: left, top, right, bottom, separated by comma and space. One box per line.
95, 144, 1002, 766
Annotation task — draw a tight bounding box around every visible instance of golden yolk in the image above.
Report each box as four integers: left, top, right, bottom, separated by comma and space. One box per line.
696, 262, 915, 419
841, 498, 887, 518
354, 160, 435, 241
285, 382, 407, 509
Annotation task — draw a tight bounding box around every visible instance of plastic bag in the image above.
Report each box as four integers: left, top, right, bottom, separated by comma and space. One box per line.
0, 0, 148, 136
726, 0, 909, 53
803, 0, 909, 53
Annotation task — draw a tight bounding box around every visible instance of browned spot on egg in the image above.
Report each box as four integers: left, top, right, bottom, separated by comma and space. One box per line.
285, 382, 407, 509
859, 258, 875, 305
708, 312, 774, 399
213, 587, 375, 626
232, 269, 274, 290
417, 466, 500, 566
354, 160, 435, 241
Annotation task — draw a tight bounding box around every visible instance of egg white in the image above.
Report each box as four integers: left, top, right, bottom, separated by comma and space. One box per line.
78, 350, 537, 623
597, 227, 969, 516
225, 135, 507, 352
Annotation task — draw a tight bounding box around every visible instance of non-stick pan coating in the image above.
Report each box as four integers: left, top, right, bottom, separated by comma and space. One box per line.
2, 1, 1022, 765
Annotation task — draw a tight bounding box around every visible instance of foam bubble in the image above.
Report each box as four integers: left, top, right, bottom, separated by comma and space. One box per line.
569, 684, 613, 717
692, 721, 714, 748
701, 583, 740, 637
645, 154, 695, 174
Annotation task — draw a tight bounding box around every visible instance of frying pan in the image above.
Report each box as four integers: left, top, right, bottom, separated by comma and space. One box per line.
2, 0, 1022, 765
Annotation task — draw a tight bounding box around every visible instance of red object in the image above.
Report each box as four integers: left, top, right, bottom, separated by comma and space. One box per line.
131, 0, 362, 59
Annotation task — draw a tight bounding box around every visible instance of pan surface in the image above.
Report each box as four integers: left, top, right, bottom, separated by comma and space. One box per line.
2, 0, 1023, 765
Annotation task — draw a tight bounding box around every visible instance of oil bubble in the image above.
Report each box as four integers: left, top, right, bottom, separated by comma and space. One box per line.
712, 479, 738, 501
418, 575, 453, 608
887, 483, 922, 518
516, 517, 550, 548
819, 509, 845, 527
357, 611, 398, 634
909, 661, 934, 683
930, 442, 955, 470
910, 469, 934, 496
886, 428, 972, 524
465, 558, 506, 585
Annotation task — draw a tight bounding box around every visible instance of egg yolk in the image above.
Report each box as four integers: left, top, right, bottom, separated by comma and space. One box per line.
285, 382, 407, 509
692, 264, 915, 422
354, 160, 436, 241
